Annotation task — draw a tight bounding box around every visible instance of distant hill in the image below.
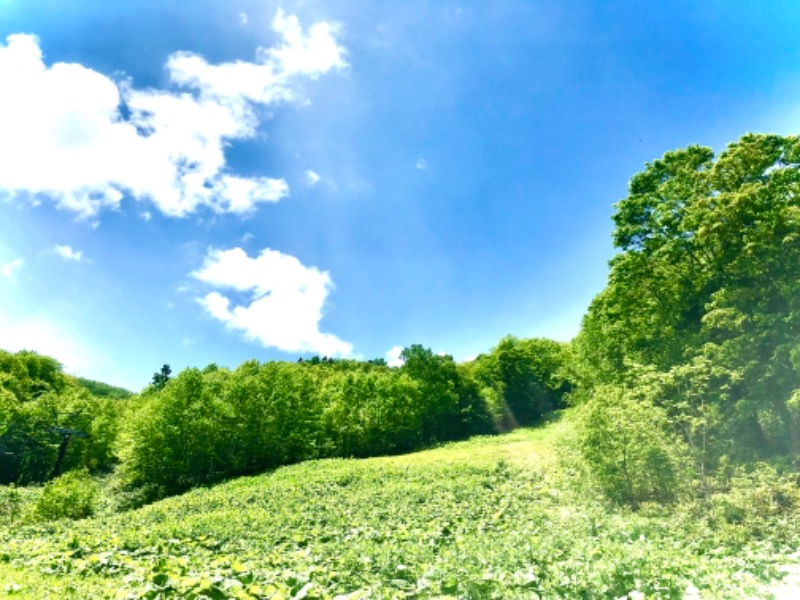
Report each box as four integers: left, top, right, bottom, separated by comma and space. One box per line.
73, 377, 134, 399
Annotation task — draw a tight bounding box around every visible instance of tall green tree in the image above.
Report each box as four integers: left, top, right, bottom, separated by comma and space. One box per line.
578, 133, 800, 458
400, 345, 492, 442
468, 337, 572, 429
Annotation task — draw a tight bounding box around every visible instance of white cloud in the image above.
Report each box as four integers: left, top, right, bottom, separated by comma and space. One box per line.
239, 12, 248, 27
192, 247, 352, 357
267, 9, 348, 78
0, 10, 346, 218
53, 244, 84, 262
415, 158, 428, 170
1, 258, 23, 278
305, 169, 321, 186
385, 345, 404, 367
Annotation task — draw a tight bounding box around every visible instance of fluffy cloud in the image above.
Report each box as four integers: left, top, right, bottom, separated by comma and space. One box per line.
268, 10, 347, 77
385, 345, 405, 367
1, 258, 23, 278
192, 247, 352, 357
0, 10, 346, 218
53, 244, 84, 262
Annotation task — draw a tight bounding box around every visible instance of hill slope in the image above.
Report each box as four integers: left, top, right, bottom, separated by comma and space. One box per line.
1, 416, 798, 598
73, 376, 134, 399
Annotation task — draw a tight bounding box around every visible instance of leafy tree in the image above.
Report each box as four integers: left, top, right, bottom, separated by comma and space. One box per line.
0, 350, 120, 484
578, 133, 800, 459
468, 337, 571, 429
400, 345, 491, 442
151, 364, 172, 390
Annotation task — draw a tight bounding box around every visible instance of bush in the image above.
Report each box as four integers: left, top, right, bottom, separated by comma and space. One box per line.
577, 386, 691, 507
711, 462, 800, 526
35, 470, 97, 521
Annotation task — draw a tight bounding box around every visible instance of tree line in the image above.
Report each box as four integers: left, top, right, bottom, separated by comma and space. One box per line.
0, 339, 572, 500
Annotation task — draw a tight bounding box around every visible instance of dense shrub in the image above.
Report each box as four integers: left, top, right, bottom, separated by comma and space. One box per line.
35, 469, 97, 521
577, 386, 691, 507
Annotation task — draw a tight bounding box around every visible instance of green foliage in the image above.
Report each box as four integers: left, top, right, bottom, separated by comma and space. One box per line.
576, 386, 691, 507
34, 470, 97, 521
706, 462, 800, 531
150, 364, 171, 391
122, 351, 498, 501
1, 418, 797, 598
0, 350, 68, 400
468, 336, 574, 429
0, 350, 122, 484
577, 133, 800, 467
0, 485, 23, 525
73, 377, 133, 400
319, 368, 424, 456
400, 344, 493, 442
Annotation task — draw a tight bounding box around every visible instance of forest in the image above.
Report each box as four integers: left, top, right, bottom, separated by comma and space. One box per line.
1, 132, 800, 597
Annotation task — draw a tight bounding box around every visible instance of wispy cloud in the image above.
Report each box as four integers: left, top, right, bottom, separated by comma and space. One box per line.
415, 158, 428, 170
0, 10, 347, 219
53, 244, 85, 262
305, 169, 321, 186
192, 247, 352, 357
0, 258, 23, 278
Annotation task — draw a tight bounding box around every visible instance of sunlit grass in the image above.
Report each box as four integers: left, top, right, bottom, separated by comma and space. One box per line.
0, 414, 797, 598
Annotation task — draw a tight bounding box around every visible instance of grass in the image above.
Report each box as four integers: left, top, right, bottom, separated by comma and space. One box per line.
0, 415, 798, 598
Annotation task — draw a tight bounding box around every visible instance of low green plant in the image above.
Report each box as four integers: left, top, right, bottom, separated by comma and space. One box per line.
0, 485, 21, 524
1, 416, 797, 598
34, 469, 97, 521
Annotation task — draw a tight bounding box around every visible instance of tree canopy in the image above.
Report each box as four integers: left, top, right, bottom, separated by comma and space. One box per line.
577, 133, 800, 460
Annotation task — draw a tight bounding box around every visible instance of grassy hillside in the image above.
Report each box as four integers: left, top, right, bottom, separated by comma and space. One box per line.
1, 415, 799, 598
73, 377, 134, 400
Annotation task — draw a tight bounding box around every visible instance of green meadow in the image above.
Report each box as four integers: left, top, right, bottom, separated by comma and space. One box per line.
2, 415, 799, 599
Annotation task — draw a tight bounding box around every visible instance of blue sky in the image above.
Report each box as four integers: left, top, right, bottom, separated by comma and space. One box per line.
0, 0, 799, 390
